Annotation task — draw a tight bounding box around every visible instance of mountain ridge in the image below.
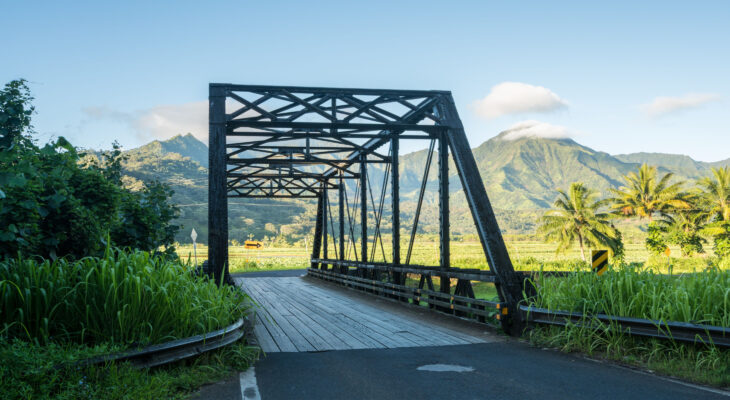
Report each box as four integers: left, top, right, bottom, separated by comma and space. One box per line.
119, 132, 728, 242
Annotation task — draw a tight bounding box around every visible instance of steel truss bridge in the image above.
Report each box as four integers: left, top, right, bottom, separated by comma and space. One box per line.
207, 83, 532, 334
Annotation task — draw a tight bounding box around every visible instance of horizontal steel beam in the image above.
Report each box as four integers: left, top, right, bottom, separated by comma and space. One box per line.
214, 82, 450, 97
227, 194, 320, 199
227, 120, 437, 132
227, 157, 391, 164
227, 131, 436, 139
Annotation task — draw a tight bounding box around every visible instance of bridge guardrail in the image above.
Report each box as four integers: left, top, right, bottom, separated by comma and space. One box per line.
521, 305, 730, 348
68, 317, 248, 370
307, 267, 730, 348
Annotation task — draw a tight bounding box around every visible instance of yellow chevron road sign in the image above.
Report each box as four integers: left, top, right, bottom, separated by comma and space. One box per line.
591, 250, 609, 276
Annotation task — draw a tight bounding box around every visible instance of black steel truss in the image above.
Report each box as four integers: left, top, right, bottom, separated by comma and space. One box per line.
208, 83, 531, 334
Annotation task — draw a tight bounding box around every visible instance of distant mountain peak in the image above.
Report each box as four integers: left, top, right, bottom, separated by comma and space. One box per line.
493, 120, 575, 143
129, 133, 208, 167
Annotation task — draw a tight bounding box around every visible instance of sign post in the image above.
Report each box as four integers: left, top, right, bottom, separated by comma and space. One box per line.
191, 228, 198, 267
591, 249, 609, 276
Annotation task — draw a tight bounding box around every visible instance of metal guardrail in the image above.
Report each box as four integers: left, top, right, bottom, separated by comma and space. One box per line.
307, 267, 730, 348
77, 317, 247, 369
521, 305, 730, 348
307, 268, 498, 320
311, 258, 498, 282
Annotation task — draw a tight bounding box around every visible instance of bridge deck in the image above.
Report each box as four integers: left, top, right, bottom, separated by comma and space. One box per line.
237, 276, 488, 353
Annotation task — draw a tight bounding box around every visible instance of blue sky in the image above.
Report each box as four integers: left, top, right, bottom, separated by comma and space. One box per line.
1, 0, 728, 161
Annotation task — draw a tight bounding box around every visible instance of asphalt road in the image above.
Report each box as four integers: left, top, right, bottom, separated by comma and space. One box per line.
194, 341, 728, 400
252, 343, 727, 400
192, 270, 729, 399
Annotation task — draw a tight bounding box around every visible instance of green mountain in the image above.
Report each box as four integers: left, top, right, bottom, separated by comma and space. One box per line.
614, 152, 730, 179
119, 131, 727, 243
126, 133, 208, 168
120, 134, 312, 245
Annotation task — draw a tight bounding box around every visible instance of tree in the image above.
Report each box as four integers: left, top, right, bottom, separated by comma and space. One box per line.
0, 79, 180, 259
698, 167, 730, 258
538, 182, 621, 261
609, 164, 689, 222
666, 207, 706, 256
0, 79, 34, 150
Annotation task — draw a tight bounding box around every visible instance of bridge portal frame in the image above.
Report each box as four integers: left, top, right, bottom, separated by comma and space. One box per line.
208, 83, 530, 334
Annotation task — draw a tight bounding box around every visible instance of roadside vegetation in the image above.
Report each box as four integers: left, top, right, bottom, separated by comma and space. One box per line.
527, 164, 730, 387
0, 80, 256, 399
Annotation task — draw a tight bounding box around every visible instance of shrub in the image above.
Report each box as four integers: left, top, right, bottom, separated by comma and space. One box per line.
0, 247, 247, 346
0, 80, 180, 260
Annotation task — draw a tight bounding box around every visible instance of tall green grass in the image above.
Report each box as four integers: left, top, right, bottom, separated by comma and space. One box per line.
529, 265, 730, 327
527, 264, 730, 386
0, 248, 248, 346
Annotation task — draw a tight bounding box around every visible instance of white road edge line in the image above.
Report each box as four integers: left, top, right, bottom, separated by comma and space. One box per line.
240, 367, 261, 400
582, 355, 730, 397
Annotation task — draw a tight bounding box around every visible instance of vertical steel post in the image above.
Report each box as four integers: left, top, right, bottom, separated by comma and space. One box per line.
438, 131, 451, 294
322, 183, 328, 264
360, 155, 367, 264
208, 84, 228, 286
438, 94, 529, 335
339, 177, 345, 273
391, 137, 401, 284
311, 192, 324, 269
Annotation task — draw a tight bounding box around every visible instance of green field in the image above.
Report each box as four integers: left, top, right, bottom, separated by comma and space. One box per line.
176, 237, 719, 275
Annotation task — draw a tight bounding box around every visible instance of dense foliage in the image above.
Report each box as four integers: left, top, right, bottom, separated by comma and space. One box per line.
539, 162, 730, 261
0, 336, 259, 399
0, 247, 246, 346
0, 80, 180, 259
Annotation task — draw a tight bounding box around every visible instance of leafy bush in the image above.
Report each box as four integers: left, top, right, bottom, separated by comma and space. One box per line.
0, 247, 247, 345
0, 337, 259, 400
645, 222, 668, 256
0, 79, 180, 259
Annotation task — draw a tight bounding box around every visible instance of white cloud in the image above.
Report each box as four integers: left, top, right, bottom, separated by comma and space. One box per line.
498, 120, 573, 140
472, 82, 568, 119
134, 101, 208, 142
82, 101, 208, 143
642, 93, 721, 117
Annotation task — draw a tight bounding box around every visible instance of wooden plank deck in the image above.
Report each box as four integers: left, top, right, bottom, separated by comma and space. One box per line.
237, 276, 486, 353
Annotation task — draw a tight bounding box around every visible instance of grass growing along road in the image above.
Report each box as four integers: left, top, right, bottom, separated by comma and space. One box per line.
0, 248, 259, 399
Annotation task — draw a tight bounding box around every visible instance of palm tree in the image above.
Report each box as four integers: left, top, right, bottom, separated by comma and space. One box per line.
698, 167, 730, 258
609, 164, 689, 222
538, 182, 620, 261
698, 167, 730, 223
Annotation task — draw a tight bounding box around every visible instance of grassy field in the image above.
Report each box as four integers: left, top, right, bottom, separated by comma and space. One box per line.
177, 238, 719, 275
